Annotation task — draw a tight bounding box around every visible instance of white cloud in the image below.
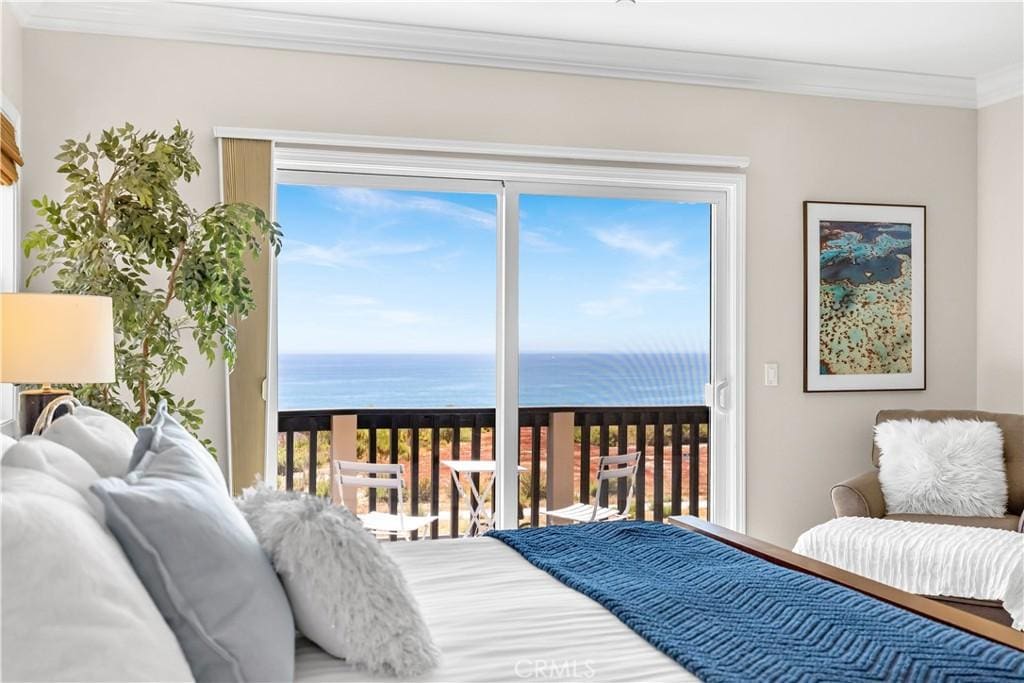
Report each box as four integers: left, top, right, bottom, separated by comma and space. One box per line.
594, 226, 675, 258
521, 230, 568, 253
329, 294, 378, 306
327, 187, 494, 229
406, 196, 494, 229
427, 248, 465, 273
330, 187, 396, 210
315, 295, 433, 326
579, 296, 635, 318
625, 273, 689, 292
280, 239, 432, 269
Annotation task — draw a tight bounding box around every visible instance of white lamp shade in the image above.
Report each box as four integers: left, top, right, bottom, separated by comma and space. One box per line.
0, 293, 116, 384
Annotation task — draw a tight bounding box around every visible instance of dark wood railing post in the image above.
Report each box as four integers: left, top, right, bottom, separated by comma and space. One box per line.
635, 413, 647, 521
430, 423, 440, 539
367, 428, 377, 512
469, 416, 482, 535
449, 425, 461, 538
307, 428, 318, 496
670, 420, 683, 516
410, 419, 420, 541
616, 413, 628, 510
652, 412, 665, 521
529, 414, 542, 527
579, 414, 591, 504
388, 422, 399, 541
284, 430, 294, 491
598, 419, 610, 508
689, 412, 701, 517
388, 423, 399, 514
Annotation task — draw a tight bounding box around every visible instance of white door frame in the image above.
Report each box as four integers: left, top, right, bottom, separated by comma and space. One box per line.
267, 139, 747, 532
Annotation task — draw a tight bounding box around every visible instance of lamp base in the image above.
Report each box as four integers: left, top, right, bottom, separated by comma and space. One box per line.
18, 387, 73, 436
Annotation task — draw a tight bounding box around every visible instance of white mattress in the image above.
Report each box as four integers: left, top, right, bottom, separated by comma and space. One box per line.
295, 537, 696, 682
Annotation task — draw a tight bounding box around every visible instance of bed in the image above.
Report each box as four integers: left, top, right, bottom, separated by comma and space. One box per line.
296, 517, 1023, 682
295, 536, 695, 682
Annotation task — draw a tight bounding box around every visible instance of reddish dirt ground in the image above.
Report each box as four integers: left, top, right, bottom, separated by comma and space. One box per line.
455, 428, 708, 504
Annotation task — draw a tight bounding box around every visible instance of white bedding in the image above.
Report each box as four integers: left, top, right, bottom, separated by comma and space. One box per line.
794, 516, 1024, 630
295, 537, 696, 682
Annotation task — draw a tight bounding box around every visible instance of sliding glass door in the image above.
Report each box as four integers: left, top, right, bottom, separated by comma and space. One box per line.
273, 169, 739, 535
508, 185, 714, 529
275, 172, 500, 538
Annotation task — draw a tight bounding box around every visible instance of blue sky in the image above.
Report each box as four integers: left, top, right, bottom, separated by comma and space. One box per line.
276, 183, 710, 355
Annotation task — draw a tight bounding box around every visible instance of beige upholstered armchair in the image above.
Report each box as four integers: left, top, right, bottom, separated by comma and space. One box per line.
831, 409, 1024, 533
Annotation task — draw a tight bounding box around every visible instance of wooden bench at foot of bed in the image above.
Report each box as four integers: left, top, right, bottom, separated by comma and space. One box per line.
667, 515, 1024, 652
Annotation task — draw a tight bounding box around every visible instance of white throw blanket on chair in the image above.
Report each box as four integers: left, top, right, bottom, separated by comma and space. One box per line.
794, 517, 1024, 631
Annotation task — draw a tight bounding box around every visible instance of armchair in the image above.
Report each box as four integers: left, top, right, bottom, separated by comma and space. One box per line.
831, 409, 1023, 532
829, 409, 1024, 624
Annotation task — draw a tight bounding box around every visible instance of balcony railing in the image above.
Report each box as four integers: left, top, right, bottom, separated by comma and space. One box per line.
276, 405, 709, 539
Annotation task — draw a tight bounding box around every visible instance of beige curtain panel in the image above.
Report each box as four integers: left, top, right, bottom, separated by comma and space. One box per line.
221, 138, 274, 494
1, 114, 24, 186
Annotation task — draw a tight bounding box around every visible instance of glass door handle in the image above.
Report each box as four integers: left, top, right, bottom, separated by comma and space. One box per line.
704, 380, 729, 411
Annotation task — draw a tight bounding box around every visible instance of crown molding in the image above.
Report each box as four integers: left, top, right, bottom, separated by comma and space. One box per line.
976, 63, 1024, 108
15, 0, 989, 109
3, 1, 38, 25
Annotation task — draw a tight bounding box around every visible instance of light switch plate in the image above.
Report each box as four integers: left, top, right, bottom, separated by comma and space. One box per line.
764, 363, 779, 386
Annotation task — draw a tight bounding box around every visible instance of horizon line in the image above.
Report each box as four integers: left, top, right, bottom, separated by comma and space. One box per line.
278, 350, 711, 356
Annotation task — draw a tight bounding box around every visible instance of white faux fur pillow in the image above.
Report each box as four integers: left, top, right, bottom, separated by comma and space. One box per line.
236, 487, 440, 678
875, 418, 1007, 517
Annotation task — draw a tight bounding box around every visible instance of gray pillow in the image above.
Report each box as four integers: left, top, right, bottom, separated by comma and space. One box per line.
91, 403, 294, 683
237, 486, 440, 677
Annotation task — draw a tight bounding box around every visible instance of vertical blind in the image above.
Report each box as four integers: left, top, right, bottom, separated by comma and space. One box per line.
1, 114, 23, 186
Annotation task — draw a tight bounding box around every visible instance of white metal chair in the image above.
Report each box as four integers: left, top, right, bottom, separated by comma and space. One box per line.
333, 460, 437, 540
545, 451, 641, 524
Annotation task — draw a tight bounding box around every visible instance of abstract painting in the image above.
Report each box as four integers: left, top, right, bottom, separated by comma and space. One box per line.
804, 202, 926, 392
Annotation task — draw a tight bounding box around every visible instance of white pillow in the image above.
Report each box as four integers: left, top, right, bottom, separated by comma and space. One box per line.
236, 486, 440, 678
1, 436, 104, 520
42, 405, 137, 477
876, 418, 1008, 517
2, 463, 97, 515
1, 467, 195, 683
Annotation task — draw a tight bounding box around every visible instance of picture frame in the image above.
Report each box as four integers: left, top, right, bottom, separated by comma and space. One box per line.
804, 201, 926, 392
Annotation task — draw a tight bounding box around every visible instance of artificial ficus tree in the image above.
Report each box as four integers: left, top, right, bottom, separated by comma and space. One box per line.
24, 123, 282, 452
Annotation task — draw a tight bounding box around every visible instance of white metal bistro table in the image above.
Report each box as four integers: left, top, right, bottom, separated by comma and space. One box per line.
441, 459, 526, 535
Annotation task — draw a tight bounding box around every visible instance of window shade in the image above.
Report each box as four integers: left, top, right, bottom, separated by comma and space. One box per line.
1, 114, 24, 186
221, 138, 274, 494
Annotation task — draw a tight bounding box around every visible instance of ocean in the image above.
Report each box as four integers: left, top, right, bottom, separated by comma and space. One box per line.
278, 353, 709, 410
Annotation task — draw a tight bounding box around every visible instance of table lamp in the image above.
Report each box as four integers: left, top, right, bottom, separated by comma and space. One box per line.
0, 293, 116, 435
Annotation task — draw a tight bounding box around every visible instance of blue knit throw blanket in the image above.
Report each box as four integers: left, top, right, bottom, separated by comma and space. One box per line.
486, 521, 1024, 682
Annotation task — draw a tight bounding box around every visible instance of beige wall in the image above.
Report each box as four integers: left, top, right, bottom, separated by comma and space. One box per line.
977, 97, 1024, 413
0, 3, 22, 111
20, 29, 980, 546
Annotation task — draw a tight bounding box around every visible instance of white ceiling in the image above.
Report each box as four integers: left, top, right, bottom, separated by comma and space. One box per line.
9, 1, 1024, 107
217, 1, 1024, 78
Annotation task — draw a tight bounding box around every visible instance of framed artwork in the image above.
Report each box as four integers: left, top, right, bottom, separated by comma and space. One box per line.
804, 201, 925, 392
